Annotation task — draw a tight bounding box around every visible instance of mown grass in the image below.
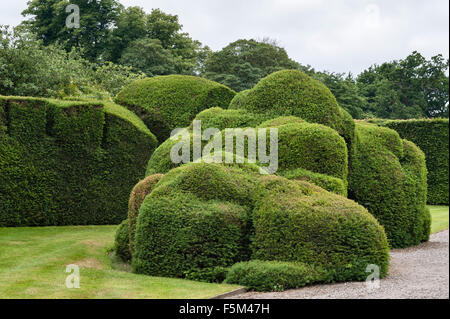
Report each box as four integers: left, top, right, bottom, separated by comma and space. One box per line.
429, 205, 449, 234
0, 205, 447, 299
0, 226, 239, 299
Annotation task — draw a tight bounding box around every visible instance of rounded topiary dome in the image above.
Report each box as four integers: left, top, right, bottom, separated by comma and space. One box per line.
229, 70, 354, 144
114, 75, 236, 143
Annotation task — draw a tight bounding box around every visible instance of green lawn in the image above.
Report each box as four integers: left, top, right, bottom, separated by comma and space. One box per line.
429, 205, 450, 234
0, 226, 239, 299
0, 205, 447, 299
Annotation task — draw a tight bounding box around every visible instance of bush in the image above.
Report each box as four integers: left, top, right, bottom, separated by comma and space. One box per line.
0, 96, 157, 226
380, 119, 448, 205
132, 164, 258, 280
133, 163, 390, 284
229, 70, 355, 146
348, 123, 430, 248
146, 116, 348, 194
114, 219, 131, 262
114, 75, 236, 143
225, 260, 323, 292
252, 175, 390, 282
128, 174, 164, 254
192, 107, 264, 131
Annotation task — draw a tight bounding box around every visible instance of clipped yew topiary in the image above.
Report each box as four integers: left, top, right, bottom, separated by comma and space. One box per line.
132, 163, 258, 281
0, 96, 157, 226
349, 123, 430, 248
114, 219, 131, 262
132, 162, 390, 285
146, 116, 348, 195
252, 175, 390, 282
382, 119, 449, 205
128, 174, 164, 254
114, 75, 236, 143
229, 70, 355, 146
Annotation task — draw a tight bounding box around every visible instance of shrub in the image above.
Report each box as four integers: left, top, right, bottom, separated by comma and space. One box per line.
146, 116, 348, 194
348, 123, 430, 248
132, 164, 258, 280
380, 119, 448, 205
0, 96, 157, 226
192, 107, 264, 131
114, 75, 236, 143
114, 219, 131, 262
229, 70, 355, 146
225, 260, 324, 292
128, 174, 164, 254
252, 175, 390, 282
133, 163, 390, 285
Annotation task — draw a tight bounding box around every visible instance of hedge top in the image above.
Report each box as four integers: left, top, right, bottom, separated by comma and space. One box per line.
114, 75, 236, 143
229, 70, 355, 143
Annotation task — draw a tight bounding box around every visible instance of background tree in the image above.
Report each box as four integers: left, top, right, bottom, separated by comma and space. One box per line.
202, 39, 304, 91
356, 51, 449, 118
22, 0, 122, 61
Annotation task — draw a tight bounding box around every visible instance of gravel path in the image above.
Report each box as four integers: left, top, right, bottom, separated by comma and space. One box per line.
231, 229, 449, 299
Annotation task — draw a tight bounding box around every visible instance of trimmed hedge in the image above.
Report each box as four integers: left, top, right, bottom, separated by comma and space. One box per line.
224, 260, 323, 292
132, 163, 390, 285
349, 123, 430, 248
252, 175, 390, 282
0, 96, 157, 226
128, 174, 164, 254
132, 163, 258, 281
229, 70, 355, 146
381, 119, 448, 205
192, 107, 264, 131
114, 75, 236, 143
114, 219, 131, 262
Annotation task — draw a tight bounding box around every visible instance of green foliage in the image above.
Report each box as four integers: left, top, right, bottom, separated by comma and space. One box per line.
127, 174, 164, 254
202, 39, 304, 92
21, 0, 123, 61
192, 107, 264, 131
132, 164, 257, 281
225, 260, 323, 292
106, 7, 210, 76
114, 75, 236, 142
356, 51, 449, 119
133, 163, 389, 286
229, 70, 355, 146
114, 219, 131, 262
378, 119, 449, 205
0, 26, 144, 99
252, 176, 390, 282
348, 123, 430, 248
0, 96, 157, 226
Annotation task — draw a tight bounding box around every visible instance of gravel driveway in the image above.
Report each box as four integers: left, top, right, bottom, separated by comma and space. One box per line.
231, 229, 449, 299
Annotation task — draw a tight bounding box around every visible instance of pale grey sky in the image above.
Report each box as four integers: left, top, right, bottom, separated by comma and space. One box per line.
1, 0, 448, 74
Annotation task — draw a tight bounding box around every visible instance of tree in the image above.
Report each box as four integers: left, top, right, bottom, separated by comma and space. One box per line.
21, 0, 123, 61
357, 51, 449, 118
202, 39, 303, 91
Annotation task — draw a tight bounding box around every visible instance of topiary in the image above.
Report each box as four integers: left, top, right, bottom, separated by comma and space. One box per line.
224, 260, 325, 292
191, 107, 264, 131
0, 96, 157, 226
128, 174, 164, 254
348, 122, 430, 248
114, 219, 131, 262
379, 119, 449, 205
252, 175, 390, 282
132, 163, 259, 281
146, 116, 348, 195
229, 70, 355, 146
114, 75, 236, 143
133, 162, 390, 285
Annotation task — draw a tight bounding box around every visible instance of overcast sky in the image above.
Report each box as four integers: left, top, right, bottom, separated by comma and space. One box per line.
1, 0, 448, 75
